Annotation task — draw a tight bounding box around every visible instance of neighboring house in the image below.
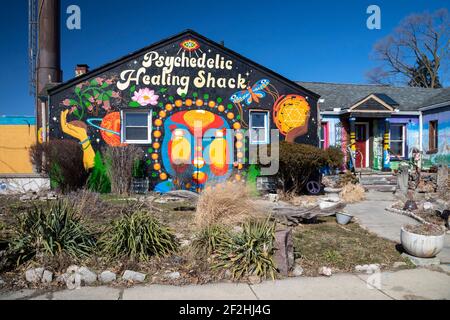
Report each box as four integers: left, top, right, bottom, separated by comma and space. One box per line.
0, 116, 36, 174
298, 82, 449, 170
46, 30, 319, 193
419, 89, 450, 169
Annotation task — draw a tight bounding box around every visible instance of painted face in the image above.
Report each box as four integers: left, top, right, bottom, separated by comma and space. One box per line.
160, 110, 234, 189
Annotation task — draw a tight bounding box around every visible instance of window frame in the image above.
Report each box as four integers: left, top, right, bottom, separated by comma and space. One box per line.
320, 122, 329, 149
428, 120, 438, 153
121, 110, 153, 144
389, 123, 406, 158
249, 110, 270, 145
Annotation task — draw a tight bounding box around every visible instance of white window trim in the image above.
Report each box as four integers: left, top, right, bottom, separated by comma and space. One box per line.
249, 110, 270, 145
390, 123, 406, 158
121, 110, 153, 144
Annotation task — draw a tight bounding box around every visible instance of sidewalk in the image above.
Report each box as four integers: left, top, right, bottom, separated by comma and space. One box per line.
346, 191, 450, 263
1, 268, 449, 300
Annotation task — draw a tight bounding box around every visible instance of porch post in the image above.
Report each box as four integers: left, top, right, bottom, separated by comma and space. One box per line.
383, 118, 391, 172
349, 117, 356, 170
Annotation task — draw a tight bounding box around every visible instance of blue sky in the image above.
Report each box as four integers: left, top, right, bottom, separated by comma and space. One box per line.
1, 0, 448, 116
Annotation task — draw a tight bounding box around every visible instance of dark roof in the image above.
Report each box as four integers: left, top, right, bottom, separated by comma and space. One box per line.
48, 30, 319, 99
373, 93, 399, 106
420, 88, 450, 108
297, 82, 443, 112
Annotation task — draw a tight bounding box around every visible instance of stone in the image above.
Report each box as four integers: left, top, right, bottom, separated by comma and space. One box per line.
423, 202, 434, 211
319, 201, 339, 210
273, 229, 294, 276
323, 194, 340, 203
122, 270, 146, 283
268, 194, 279, 203
165, 272, 181, 280
0, 277, 4, 286
55, 274, 68, 284
99, 271, 117, 284
25, 268, 44, 283
324, 187, 342, 194
65, 273, 82, 290
291, 265, 304, 277
180, 239, 191, 248
401, 253, 440, 267
248, 276, 261, 285
41, 270, 53, 284
319, 267, 332, 277
393, 262, 408, 269
78, 267, 97, 285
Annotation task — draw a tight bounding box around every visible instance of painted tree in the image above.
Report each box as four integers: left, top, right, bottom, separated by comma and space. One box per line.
367, 9, 449, 88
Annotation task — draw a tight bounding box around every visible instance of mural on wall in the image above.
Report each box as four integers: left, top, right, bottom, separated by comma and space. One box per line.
422, 108, 450, 167
49, 31, 319, 192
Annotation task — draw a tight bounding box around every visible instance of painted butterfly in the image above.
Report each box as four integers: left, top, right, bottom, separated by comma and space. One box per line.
230, 79, 270, 106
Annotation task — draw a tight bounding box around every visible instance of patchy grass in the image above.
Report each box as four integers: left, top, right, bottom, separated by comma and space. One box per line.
293, 217, 412, 276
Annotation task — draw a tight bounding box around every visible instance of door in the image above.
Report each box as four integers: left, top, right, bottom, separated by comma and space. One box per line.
355, 123, 368, 168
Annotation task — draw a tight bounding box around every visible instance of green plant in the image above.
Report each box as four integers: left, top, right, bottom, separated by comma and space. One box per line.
100, 211, 178, 262
192, 225, 230, 256
324, 146, 344, 169
213, 218, 277, 280
7, 201, 95, 265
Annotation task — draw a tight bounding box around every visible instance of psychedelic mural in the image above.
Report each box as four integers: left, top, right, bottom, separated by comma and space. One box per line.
48, 30, 319, 192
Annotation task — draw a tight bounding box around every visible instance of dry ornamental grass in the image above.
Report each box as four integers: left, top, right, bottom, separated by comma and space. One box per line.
339, 183, 366, 203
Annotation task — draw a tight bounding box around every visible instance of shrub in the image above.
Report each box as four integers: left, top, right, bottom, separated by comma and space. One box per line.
213, 218, 277, 280
7, 201, 95, 265
30, 140, 89, 193
324, 146, 344, 170
192, 225, 230, 256
195, 181, 258, 228
279, 142, 328, 193
337, 171, 359, 187
104, 146, 144, 195
100, 212, 178, 262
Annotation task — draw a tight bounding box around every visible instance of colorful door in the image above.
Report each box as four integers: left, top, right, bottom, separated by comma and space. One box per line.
355, 123, 368, 168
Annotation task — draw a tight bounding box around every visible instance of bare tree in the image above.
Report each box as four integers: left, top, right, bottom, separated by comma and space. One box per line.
367, 9, 449, 88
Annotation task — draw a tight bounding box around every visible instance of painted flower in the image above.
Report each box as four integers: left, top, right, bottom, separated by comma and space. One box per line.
106, 79, 113, 85
111, 91, 120, 98
63, 99, 71, 106
102, 100, 111, 111
95, 77, 104, 85
132, 88, 159, 106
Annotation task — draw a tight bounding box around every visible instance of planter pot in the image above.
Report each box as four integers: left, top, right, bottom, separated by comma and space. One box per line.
336, 212, 353, 225
400, 227, 445, 258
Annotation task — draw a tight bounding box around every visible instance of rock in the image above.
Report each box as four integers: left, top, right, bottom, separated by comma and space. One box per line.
319, 267, 332, 277
78, 267, 97, 284
166, 272, 181, 280
0, 277, 4, 286
273, 229, 294, 276
291, 265, 304, 277
122, 270, 146, 283
25, 268, 44, 283
165, 190, 199, 201
324, 187, 342, 194
393, 261, 408, 269
41, 270, 53, 284
180, 239, 191, 248
423, 202, 434, 211
65, 273, 82, 290
323, 194, 340, 203
55, 274, 68, 284
248, 276, 261, 285
355, 264, 380, 274
99, 271, 117, 284
268, 194, 279, 203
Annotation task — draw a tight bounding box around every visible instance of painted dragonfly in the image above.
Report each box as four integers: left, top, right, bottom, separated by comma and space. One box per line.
230, 79, 270, 106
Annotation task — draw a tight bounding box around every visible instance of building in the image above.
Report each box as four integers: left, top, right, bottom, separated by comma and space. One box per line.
47, 30, 320, 192
299, 82, 450, 171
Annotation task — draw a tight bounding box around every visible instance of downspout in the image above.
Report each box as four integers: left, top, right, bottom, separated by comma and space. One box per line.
41, 101, 47, 142
419, 110, 423, 169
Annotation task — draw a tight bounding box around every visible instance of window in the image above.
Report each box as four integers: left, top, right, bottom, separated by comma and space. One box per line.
429, 120, 438, 152
390, 124, 405, 157
320, 122, 329, 149
249, 111, 270, 144
121, 111, 152, 144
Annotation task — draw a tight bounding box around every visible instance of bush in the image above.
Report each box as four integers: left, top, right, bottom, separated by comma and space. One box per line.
213, 218, 277, 280
104, 146, 144, 195
192, 225, 230, 256
100, 212, 178, 262
7, 201, 95, 265
339, 183, 366, 203
324, 147, 344, 170
195, 182, 258, 228
279, 142, 328, 193
30, 140, 89, 193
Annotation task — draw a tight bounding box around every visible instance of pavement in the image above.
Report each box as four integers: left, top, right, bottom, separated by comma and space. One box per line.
0, 268, 449, 300
346, 191, 450, 263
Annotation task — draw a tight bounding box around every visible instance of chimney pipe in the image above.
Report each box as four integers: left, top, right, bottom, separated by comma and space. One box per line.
36, 0, 61, 136
75, 64, 89, 76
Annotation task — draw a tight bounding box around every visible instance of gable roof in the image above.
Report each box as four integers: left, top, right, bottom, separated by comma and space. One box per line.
420, 87, 450, 110
48, 30, 319, 99
297, 81, 443, 112
349, 94, 394, 112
